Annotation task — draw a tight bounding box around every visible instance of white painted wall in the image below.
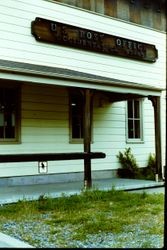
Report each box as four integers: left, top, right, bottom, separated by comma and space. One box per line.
0, 83, 157, 177
0, 0, 166, 89
0, 0, 166, 178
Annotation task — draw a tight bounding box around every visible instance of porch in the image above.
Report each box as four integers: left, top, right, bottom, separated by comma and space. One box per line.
0, 177, 164, 205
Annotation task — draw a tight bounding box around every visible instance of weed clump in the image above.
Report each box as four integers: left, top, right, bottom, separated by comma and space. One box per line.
116, 148, 156, 180
116, 147, 141, 178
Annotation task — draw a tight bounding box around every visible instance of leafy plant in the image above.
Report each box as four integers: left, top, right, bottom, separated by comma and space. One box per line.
116, 147, 141, 178
144, 153, 156, 180
117, 148, 157, 180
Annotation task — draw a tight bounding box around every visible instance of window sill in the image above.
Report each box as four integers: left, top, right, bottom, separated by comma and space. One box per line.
126, 139, 144, 144
0, 140, 21, 145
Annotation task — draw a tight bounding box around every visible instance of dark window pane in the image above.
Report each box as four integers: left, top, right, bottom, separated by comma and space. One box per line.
71, 92, 84, 139
4, 112, 15, 138
128, 119, 134, 138
127, 99, 142, 139
72, 115, 82, 138
134, 120, 140, 138
0, 87, 17, 140
128, 100, 133, 118
134, 100, 140, 118
0, 127, 4, 138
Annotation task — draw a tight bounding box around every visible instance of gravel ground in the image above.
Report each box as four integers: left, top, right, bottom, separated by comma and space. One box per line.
0, 213, 164, 248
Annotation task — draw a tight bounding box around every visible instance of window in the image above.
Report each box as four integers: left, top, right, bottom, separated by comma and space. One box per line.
69, 90, 84, 142
69, 90, 93, 143
0, 86, 20, 143
127, 99, 143, 141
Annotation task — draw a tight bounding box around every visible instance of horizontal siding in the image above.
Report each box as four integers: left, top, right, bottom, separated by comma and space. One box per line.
94, 121, 125, 129
22, 102, 68, 112
94, 127, 125, 135
0, 160, 85, 177
21, 84, 69, 145
22, 110, 67, 120
0, 0, 166, 177
94, 113, 125, 121
92, 96, 156, 171
0, 83, 158, 177
0, 0, 166, 89
22, 119, 67, 128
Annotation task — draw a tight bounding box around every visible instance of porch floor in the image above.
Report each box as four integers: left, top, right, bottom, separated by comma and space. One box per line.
0, 177, 164, 205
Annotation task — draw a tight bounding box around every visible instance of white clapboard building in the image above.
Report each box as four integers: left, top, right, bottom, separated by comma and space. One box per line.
0, 0, 166, 187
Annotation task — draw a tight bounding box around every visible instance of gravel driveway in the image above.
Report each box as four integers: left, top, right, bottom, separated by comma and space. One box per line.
0, 214, 164, 248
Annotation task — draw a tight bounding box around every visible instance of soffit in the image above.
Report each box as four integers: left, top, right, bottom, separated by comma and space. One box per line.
0, 59, 163, 97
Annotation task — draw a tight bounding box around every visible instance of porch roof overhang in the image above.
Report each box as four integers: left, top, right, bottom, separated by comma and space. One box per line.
0, 59, 164, 98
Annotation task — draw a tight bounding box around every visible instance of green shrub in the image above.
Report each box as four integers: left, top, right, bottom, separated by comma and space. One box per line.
116, 148, 141, 178
144, 153, 156, 180
117, 149, 156, 180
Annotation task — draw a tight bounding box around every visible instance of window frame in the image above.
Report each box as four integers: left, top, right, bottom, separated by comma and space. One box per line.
0, 84, 21, 144
126, 98, 144, 143
69, 89, 93, 144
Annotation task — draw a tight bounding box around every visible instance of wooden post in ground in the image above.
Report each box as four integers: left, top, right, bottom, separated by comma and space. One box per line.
83, 89, 93, 189
148, 96, 162, 181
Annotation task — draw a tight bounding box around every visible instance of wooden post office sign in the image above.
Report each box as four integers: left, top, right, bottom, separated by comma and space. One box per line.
31, 17, 158, 63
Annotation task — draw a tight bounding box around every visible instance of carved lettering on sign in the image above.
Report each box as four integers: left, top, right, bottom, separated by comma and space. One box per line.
31, 17, 158, 62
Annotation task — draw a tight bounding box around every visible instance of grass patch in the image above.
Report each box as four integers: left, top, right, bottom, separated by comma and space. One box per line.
0, 188, 164, 247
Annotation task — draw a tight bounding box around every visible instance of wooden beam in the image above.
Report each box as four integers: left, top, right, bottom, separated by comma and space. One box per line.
104, 0, 117, 17
0, 152, 106, 163
83, 89, 93, 188
148, 96, 162, 181
129, 0, 141, 24
105, 92, 145, 103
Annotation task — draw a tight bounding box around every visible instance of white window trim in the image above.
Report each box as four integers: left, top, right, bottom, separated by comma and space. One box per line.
126, 98, 144, 144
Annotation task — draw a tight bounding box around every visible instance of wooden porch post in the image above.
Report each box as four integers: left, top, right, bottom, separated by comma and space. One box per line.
148, 96, 162, 181
83, 89, 93, 189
